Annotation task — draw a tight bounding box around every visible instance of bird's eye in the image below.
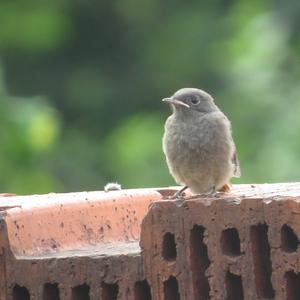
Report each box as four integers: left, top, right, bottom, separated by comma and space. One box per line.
190, 95, 200, 105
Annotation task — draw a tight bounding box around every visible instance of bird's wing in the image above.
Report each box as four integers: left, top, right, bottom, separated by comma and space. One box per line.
232, 149, 241, 178
226, 115, 241, 178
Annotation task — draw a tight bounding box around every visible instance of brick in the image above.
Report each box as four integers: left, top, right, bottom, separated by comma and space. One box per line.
0, 189, 166, 299
1, 183, 300, 299
140, 183, 300, 300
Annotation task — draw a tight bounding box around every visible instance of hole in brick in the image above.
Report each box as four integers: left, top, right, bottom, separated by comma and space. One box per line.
190, 225, 210, 299
250, 224, 275, 298
281, 224, 299, 252
225, 272, 244, 300
134, 280, 152, 300
13, 285, 30, 300
72, 284, 90, 300
221, 228, 241, 256
164, 276, 180, 300
162, 232, 177, 261
102, 282, 119, 300
286, 271, 300, 300
43, 283, 60, 300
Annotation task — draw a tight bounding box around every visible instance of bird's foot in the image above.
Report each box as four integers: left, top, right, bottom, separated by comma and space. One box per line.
170, 184, 231, 201
206, 185, 231, 198
204, 186, 218, 198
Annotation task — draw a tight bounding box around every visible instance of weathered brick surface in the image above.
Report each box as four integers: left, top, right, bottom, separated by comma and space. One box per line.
0, 189, 163, 300
7, 245, 143, 299
141, 183, 300, 300
1, 183, 300, 299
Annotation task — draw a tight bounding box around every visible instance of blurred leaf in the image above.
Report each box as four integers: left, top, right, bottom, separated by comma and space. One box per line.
1, 0, 300, 194
103, 113, 173, 188
0, 3, 71, 50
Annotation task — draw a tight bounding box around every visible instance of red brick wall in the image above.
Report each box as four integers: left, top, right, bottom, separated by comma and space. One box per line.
1, 183, 300, 299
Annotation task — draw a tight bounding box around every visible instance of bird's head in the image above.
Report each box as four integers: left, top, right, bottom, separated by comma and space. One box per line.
162, 88, 218, 115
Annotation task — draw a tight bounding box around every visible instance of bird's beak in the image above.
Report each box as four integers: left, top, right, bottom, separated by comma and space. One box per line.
162, 98, 190, 108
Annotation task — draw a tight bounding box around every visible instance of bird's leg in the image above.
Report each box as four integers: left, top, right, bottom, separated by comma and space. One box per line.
211, 186, 216, 195
208, 186, 217, 197
170, 185, 188, 199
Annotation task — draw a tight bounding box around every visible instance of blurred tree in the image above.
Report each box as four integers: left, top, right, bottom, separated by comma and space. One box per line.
0, 0, 300, 194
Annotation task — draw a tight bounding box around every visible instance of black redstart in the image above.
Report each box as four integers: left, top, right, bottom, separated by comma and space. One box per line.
162, 88, 240, 197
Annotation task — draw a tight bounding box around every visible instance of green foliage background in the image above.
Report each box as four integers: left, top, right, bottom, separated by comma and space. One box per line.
1, 0, 300, 194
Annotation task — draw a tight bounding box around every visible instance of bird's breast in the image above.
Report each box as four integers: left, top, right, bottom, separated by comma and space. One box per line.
163, 113, 233, 169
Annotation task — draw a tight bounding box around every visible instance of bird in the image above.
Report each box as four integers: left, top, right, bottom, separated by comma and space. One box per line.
162, 88, 240, 197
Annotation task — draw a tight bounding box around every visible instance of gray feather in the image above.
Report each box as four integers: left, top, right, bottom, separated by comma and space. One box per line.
232, 150, 241, 178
